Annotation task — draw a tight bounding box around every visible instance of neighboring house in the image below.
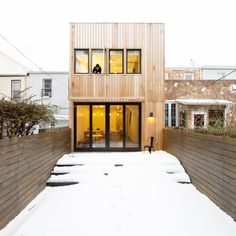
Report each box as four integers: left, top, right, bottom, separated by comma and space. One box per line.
201, 65, 236, 80
69, 23, 165, 152
165, 66, 236, 129
0, 51, 29, 99
27, 71, 69, 128
165, 67, 200, 80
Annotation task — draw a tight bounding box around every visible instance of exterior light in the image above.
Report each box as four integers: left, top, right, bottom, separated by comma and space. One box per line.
148, 112, 155, 123
149, 112, 154, 117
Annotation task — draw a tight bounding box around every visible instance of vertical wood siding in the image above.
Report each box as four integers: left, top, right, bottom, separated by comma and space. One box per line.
0, 128, 71, 229
69, 23, 165, 150
163, 129, 236, 220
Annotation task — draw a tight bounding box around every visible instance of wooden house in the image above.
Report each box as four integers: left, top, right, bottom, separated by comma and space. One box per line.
69, 23, 165, 151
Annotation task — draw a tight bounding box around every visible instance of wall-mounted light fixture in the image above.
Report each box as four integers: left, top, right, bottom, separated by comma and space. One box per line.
149, 112, 154, 118
148, 112, 155, 123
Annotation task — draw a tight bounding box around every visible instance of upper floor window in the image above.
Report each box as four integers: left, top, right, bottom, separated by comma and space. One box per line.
231, 84, 236, 91
209, 109, 224, 127
42, 79, 52, 97
184, 73, 194, 80
75, 49, 89, 74
109, 49, 123, 74
92, 49, 105, 74
127, 49, 141, 74
74, 48, 142, 75
11, 80, 21, 98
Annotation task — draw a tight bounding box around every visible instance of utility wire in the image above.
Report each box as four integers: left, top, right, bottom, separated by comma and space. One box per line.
0, 33, 68, 87
2, 33, 235, 98
182, 68, 236, 97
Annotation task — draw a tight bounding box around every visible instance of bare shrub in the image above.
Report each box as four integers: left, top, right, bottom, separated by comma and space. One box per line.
0, 96, 54, 139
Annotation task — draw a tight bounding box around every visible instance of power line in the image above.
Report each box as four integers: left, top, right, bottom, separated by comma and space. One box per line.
182, 68, 236, 97
0, 33, 68, 87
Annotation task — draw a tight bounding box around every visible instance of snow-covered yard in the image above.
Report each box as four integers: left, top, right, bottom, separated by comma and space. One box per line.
1, 151, 236, 236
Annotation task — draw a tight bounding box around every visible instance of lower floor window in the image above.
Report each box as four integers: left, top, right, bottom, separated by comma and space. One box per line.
209, 109, 224, 127
180, 111, 186, 127
165, 102, 178, 127
194, 114, 205, 128
75, 103, 141, 150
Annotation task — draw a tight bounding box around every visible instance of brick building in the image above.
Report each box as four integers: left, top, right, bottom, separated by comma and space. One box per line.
165, 66, 236, 129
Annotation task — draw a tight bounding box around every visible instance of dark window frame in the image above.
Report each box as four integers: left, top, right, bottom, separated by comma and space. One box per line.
74, 102, 141, 152
126, 49, 141, 74
209, 109, 224, 127
11, 80, 21, 98
109, 49, 124, 74
171, 103, 176, 126
194, 114, 205, 128
91, 49, 106, 74
74, 49, 90, 74
42, 79, 52, 97
165, 103, 169, 127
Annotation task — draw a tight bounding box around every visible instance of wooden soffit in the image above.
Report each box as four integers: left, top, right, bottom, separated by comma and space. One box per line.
69, 97, 145, 102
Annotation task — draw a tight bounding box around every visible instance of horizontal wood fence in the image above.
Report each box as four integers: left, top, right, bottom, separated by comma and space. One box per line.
0, 128, 71, 229
163, 129, 236, 220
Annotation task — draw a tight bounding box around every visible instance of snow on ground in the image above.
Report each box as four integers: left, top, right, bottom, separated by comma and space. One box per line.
1, 151, 236, 236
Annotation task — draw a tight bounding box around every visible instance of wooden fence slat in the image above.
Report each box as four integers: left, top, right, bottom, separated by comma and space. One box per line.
163, 129, 236, 221
0, 128, 71, 229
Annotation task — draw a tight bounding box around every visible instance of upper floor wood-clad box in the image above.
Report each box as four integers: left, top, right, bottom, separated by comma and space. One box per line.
69, 23, 164, 102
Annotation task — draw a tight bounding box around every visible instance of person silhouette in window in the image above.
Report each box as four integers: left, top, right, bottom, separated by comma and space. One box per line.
93, 64, 102, 74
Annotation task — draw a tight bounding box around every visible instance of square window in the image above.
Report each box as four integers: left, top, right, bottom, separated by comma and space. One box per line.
127, 49, 141, 74
109, 50, 123, 74
194, 114, 204, 127
75, 49, 89, 74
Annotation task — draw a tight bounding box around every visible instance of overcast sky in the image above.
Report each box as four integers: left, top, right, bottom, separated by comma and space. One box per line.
0, 0, 236, 71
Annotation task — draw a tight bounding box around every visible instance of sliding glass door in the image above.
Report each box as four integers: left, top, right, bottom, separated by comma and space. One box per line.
109, 105, 123, 148
75, 105, 90, 148
92, 105, 106, 147
74, 103, 141, 151
126, 105, 139, 148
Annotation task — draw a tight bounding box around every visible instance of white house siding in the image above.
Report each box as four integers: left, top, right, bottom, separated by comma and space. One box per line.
201, 66, 236, 80
0, 51, 28, 99
27, 72, 69, 128
0, 76, 27, 98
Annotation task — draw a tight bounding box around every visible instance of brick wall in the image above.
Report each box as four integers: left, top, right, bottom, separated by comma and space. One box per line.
165, 79, 236, 100
165, 80, 236, 127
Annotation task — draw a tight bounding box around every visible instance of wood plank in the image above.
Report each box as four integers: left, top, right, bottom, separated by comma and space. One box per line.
163, 129, 236, 220
0, 128, 70, 229
69, 23, 165, 151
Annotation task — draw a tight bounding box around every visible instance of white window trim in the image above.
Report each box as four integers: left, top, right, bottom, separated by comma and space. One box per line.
231, 84, 236, 91
42, 79, 52, 98
224, 108, 227, 128
165, 102, 178, 127
191, 111, 207, 129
